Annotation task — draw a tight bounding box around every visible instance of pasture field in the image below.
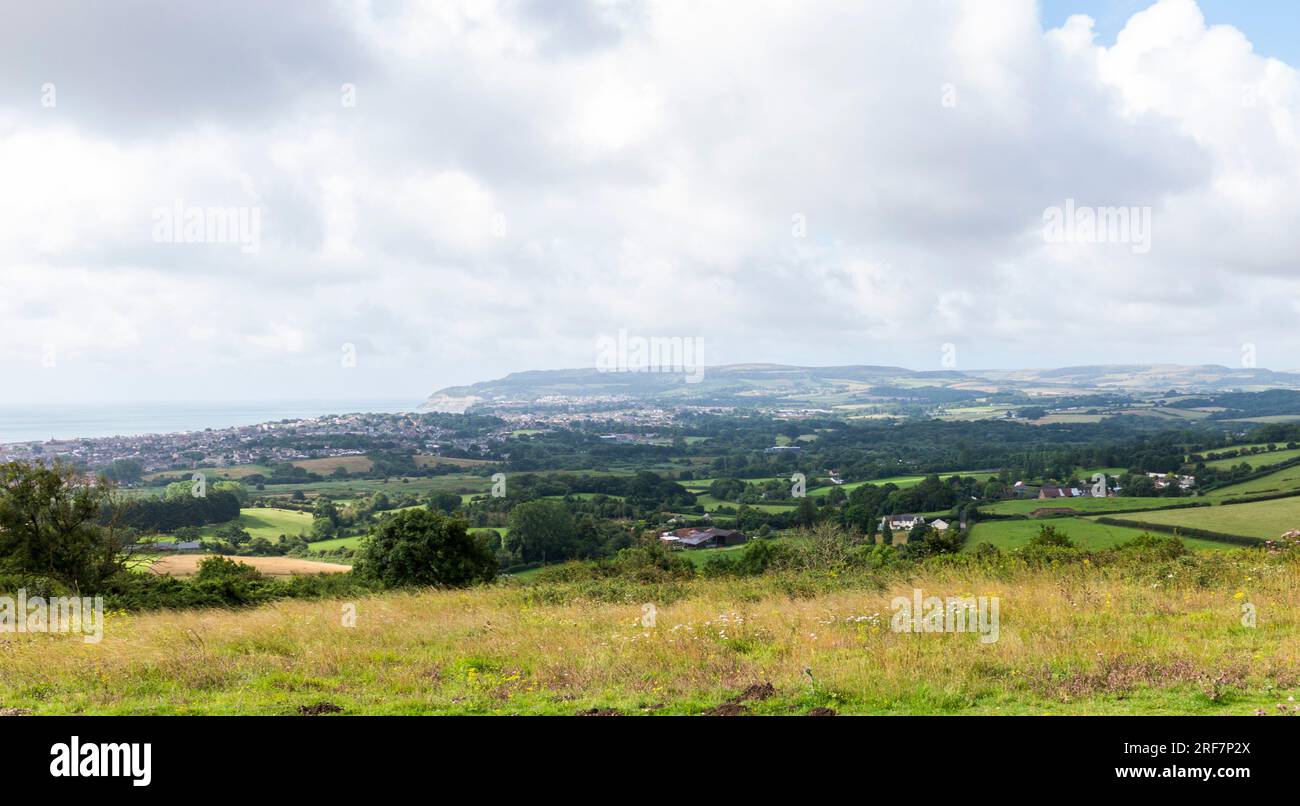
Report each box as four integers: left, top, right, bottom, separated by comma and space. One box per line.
544, 492, 626, 501
680, 476, 784, 490
805, 471, 998, 497
197, 508, 313, 542
694, 494, 796, 514
1201, 442, 1276, 460
1112, 496, 1300, 541
1033, 414, 1106, 424
306, 535, 364, 553
143, 464, 272, 482
6, 554, 1299, 715
414, 454, 499, 468
1206, 466, 1300, 499
292, 455, 374, 474
258, 473, 491, 501
966, 518, 1230, 552
977, 496, 1191, 517
1199, 447, 1300, 471
936, 405, 1009, 421
149, 554, 350, 577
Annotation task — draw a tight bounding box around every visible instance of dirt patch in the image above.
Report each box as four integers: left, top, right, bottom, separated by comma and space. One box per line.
0, 707, 33, 716
297, 702, 344, 715
576, 707, 621, 716
702, 681, 775, 715
151, 555, 350, 578
1029, 507, 1079, 518
736, 682, 776, 702
806, 707, 837, 716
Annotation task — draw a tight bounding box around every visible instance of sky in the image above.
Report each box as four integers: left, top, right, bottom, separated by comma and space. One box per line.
2, 0, 1300, 405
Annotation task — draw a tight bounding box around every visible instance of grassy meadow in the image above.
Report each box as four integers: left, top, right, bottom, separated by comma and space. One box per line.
1113, 496, 1300, 541
4, 547, 1299, 715
966, 517, 1230, 552
1208, 466, 1300, 499
190, 507, 314, 543
976, 496, 1191, 517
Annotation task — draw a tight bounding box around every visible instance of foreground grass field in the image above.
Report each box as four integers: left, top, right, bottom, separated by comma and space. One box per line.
4, 547, 1299, 715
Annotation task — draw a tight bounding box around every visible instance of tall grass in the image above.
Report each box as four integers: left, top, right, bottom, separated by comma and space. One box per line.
3, 540, 1299, 715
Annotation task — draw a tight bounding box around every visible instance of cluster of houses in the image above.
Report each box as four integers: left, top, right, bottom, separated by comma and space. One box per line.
1147, 472, 1196, 491
1012, 473, 1196, 500
876, 514, 951, 544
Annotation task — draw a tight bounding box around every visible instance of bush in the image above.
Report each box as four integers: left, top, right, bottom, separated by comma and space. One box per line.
353, 509, 497, 588
1114, 532, 1188, 561
1027, 524, 1074, 548
972, 542, 1001, 561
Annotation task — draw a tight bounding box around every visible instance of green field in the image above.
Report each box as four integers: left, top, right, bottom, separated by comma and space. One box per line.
1110, 496, 1300, 541
967, 517, 1230, 552
306, 535, 363, 553
1200, 447, 1300, 471
806, 471, 998, 498
259, 474, 492, 500
1206, 465, 1300, 499
196, 508, 313, 542
978, 496, 1191, 517
694, 494, 796, 514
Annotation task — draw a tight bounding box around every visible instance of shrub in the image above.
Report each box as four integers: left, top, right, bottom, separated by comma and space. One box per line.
353, 509, 497, 588
1115, 533, 1188, 561
1028, 524, 1074, 548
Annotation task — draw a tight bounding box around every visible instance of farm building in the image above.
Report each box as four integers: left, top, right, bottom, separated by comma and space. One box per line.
659, 527, 748, 549
1039, 485, 1091, 499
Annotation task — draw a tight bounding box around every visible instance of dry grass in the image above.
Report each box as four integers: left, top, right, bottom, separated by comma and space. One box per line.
292, 456, 374, 474
149, 555, 350, 577
4, 556, 1300, 715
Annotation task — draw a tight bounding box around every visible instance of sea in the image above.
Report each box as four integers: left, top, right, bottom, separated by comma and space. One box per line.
0, 399, 419, 444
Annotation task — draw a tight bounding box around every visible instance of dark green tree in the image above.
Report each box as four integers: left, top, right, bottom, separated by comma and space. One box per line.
0, 461, 129, 591
504, 500, 575, 563
354, 509, 496, 587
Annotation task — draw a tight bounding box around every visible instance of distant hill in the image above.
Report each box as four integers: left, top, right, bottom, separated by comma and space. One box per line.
419, 363, 1300, 413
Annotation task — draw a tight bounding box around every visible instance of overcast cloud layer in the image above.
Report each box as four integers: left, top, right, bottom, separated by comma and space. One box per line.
2, 0, 1299, 404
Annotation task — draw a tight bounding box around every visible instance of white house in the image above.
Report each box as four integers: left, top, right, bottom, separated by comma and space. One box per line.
879, 514, 926, 532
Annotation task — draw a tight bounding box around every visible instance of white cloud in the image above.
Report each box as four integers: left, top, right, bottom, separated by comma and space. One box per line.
2, 0, 1300, 403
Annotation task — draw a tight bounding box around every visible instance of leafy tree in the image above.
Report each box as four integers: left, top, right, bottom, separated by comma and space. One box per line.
426, 492, 462, 514
0, 461, 129, 590
505, 500, 575, 563
212, 480, 250, 505
795, 496, 817, 526
354, 509, 496, 587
